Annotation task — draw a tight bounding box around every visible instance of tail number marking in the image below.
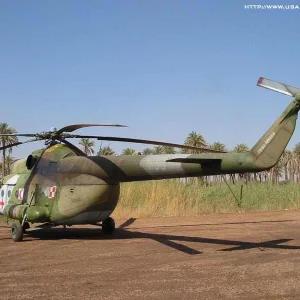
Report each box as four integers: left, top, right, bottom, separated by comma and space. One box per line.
257, 132, 276, 155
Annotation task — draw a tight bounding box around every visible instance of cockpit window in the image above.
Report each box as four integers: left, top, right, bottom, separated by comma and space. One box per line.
7, 190, 11, 198
1, 190, 4, 197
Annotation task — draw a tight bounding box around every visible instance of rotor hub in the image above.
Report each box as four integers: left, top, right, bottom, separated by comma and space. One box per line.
294, 93, 300, 105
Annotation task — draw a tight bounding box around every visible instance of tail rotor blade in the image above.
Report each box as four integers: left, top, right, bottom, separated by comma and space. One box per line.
257, 77, 300, 97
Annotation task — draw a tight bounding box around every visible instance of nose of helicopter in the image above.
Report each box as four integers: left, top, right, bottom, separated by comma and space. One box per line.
0, 187, 6, 214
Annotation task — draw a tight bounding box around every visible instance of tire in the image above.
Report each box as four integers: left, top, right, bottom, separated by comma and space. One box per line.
102, 217, 115, 235
11, 223, 24, 242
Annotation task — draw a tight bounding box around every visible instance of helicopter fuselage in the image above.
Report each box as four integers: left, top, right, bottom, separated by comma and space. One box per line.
1, 88, 300, 226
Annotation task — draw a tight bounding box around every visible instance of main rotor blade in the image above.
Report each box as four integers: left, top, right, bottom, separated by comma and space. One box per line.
56, 123, 127, 135
68, 135, 227, 153
0, 133, 37, 137
0, 138, 42, 151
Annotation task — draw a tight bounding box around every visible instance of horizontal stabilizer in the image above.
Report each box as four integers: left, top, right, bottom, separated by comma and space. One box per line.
166, 158, 222, 164
257, 77, 300, 97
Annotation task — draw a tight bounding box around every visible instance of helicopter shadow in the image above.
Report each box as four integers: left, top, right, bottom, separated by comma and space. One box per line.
25, 218, 300, 255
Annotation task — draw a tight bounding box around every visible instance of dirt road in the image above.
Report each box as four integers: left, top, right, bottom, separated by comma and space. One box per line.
1, 210, 300, 299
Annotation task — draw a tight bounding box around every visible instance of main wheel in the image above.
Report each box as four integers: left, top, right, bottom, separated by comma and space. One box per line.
11, 223, 24, 242
102, 217, 115, 235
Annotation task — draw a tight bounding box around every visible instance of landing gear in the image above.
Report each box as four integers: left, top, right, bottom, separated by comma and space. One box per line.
11, 187, 37, 242
102, 217, 115, 235
23, 222, 30, 233
11, 223, 24, 242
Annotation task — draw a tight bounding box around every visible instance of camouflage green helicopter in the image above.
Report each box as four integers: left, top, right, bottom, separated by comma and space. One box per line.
1, 77, 300, 242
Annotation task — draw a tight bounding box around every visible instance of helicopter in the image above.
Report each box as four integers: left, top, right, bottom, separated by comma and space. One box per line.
0, 77, 300, 242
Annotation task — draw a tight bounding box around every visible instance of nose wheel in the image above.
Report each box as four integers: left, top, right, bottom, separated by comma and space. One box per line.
10, 222, 30, 242
10, 223, 24, 242
102, 217, 115, 235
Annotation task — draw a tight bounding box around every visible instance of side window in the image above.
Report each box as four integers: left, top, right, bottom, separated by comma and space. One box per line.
7, 187, 13, 199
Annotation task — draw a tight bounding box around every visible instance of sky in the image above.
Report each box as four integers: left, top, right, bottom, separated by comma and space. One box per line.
1, 0, 300, 157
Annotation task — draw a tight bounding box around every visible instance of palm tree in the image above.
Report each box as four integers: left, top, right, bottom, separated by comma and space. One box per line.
209, 142, 227, 183
280, 150, 293, 182
0, 123, 18, 177
183, 131, 206, 154
209, 141, 227, 152
293, 142, 300, 157
231, 144, 250, 183
185, 131, 206, 147
291, 143, 300, 183
5, 155, 15, 175
152, 146, 165, 154
162, 146, 176, 154
98, 146, 115, 156
232, 143, 249, 153
270, 157, 284, 184
79, 138, 95, 155
121, 148, 137, 155
142, 148, 153, 155
182, 131, 206, 183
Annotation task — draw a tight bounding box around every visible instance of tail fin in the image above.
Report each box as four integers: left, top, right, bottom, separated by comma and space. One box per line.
250, 77, 300, 170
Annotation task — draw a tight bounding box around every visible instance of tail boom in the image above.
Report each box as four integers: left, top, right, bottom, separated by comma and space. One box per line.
61, 77, 300, 182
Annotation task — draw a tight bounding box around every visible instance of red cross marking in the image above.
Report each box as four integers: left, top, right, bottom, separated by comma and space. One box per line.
0, 200, 5, 209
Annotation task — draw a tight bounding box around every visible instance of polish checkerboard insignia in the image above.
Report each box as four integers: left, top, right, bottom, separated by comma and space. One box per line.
49, 186, 57, 199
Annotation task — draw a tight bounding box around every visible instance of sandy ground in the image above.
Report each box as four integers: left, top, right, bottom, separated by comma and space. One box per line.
1, 210, 300, 299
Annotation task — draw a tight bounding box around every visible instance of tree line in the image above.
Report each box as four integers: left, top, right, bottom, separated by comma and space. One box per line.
1, 123, 300, 184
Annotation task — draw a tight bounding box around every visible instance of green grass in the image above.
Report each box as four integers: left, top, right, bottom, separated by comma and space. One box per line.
112, 180, 300, 219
